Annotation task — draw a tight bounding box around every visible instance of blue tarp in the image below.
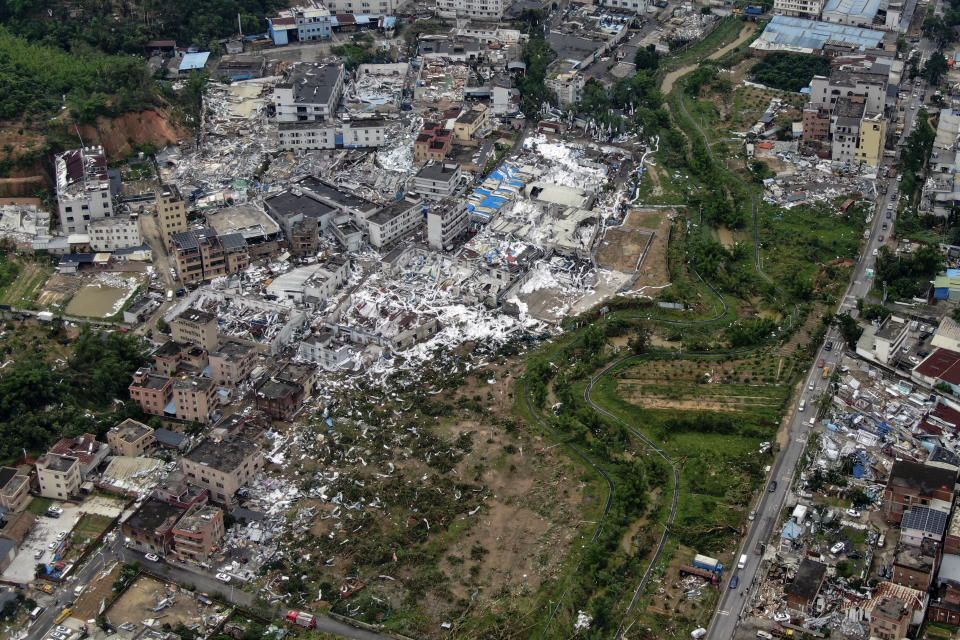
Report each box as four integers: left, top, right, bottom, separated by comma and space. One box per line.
781, 521, 802, 540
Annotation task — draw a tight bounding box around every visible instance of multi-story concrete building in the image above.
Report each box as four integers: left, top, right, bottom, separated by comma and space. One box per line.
830, 97, 866, 165
869, 596, 911, 640
802, 103, 831, 143
209, 340, 258, 387
773, 0, 824, 17
180, 436, 263, 505
412, 163, 463, 199
0, 468, 30, 512
89, 215, 142, 251
596, 0, 647, 13
35, 454, 82, 500
883, 460, 957, 523
453, 105, 489, 143
156, 185, 188, 237
437, 0, 506, 20
892, 538, 939, 590
427, 199, 470, 250
266, 4, 334, 45
54, 146, 114, 235
272, 63, 345, 123
107, 419, 155, 457
129, 368, 174, 416
413, 122, 452, 165
255, 378, 304, 420
49, 433, 109, 478
171, 503, 224, 563
365, 195, 424, 248
171, 228, 250, 285
809, 69, 887, 115
276, 119, 387, 152
121, 498, 185, 556
173, 377, 217, 423
325, 0, 399, 12
171, 309, 219, 351
546, 63, 585, 106
857, 110, 886, 167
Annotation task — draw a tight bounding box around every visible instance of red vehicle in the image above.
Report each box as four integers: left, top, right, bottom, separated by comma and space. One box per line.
286, 611, 317, 629
817, 358, 825, 368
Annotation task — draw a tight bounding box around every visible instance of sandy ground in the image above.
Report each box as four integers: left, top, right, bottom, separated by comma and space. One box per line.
106, 576, 208, 628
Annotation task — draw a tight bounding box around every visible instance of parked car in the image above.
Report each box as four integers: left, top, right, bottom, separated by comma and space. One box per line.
145, 553, 159, 562
846, 509, 861, 518
729, 575, 740, 589
56, 532, 66, 541
749, 510, 757, 521
216, 573, 231, 583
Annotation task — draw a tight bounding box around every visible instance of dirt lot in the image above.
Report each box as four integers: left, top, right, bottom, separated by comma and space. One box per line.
72, 563, 121, 620
432, 357, 587, 601
0, 260, 52, 308
106, 575, 208, 628
36, 274, 84, 308
598, 208, 673, 291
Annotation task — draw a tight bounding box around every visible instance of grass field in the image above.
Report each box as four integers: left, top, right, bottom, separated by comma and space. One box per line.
72, 513, 113, 546
26, 497, 51, 516
0, 259, 53, 308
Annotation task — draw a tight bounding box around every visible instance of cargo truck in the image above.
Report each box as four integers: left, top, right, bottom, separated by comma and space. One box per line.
37, 311, 54, 322
692, 554, 723, 574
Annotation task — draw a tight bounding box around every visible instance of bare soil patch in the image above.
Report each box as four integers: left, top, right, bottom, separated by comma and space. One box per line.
106, 575, 209, 629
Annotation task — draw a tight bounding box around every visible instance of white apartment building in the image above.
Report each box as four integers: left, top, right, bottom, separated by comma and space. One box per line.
597, 0, 647, 14
277, 120, 386, 151
412, 163, 462, 199
326, 0, 399, 12
89, 215, 142, 251
546, 64, 585, 106
272, 63, 345, 123
437, 0, 506, 21
426, 200, 470, 250
364, 195, 424, 248
341, 120, 387, 148
772, 0, 824, 18
55, 146, 114, 235
809, 70, 887, 115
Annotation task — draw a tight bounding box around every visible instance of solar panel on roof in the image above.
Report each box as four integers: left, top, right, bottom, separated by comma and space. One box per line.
902, 506, 949, 535
171, 232, 199, 250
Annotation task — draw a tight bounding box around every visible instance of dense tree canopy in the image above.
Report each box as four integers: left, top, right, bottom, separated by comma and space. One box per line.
874, 244, 943, 300
0, 329, 149, 461
516, 37, 556, 118
750, 52, 831, 92
0, 27, 154, 121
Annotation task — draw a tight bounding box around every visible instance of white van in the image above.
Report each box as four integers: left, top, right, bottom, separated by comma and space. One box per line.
877, 533, 885, 548
738, 554, 747, 570
798, 400, 806, 412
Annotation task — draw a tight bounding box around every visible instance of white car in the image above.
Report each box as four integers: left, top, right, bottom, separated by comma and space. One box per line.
846, 509, 862, 518
216, 573, 231, 583
47, 541, 57, 550
56, 532, 67, 541
144, 553, 159, 562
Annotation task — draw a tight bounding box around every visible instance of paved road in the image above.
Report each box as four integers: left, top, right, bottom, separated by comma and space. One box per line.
706, 78, 916, 640
26, 542, 391, 640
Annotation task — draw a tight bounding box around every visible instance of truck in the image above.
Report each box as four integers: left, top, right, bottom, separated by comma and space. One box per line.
692, 554, 723, 574
37, 311, 54, 322
745, 5, 763, 14
679, 565, 719, 584
738, 554, 748, 570
54, 608, 72, 624
286, 611, 317, 629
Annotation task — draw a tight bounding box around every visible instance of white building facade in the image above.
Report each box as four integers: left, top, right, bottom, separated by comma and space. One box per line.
89, 216, 142, 251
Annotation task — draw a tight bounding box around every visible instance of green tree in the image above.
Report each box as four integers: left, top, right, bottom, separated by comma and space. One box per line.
923, 52, 949, 85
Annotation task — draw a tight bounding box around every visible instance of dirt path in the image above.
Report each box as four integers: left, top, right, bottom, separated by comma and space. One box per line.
661, 24, 758, 94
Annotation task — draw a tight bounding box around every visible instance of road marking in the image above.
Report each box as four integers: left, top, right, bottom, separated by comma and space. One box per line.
718, 610, 729, 616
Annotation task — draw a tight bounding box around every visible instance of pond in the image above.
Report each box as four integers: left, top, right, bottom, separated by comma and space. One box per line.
65, 282, 132, 318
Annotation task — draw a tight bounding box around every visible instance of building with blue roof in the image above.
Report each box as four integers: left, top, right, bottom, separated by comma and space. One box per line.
752, 15, 885, 54
821, 0, 882, 25
178, 52, 210, 73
